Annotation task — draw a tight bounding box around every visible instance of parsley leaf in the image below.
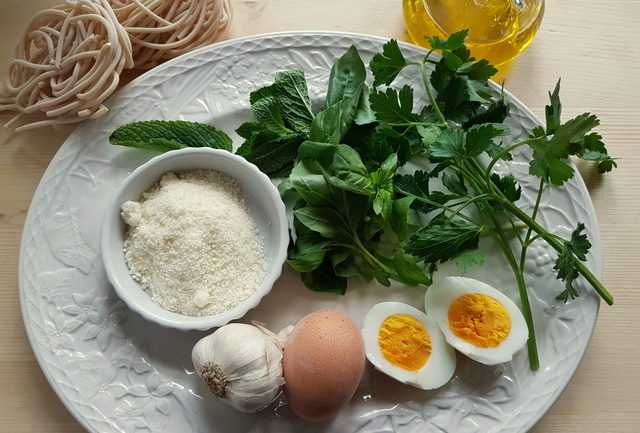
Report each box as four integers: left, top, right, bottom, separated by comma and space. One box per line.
490, 173, 522, 202
457, 59, 497, 81
369, 85, 421, 125
462, 97, 510, 130
405, 219, 484, 263
429, 123, 506, 160
370, 39, 409, 87
580, 151, 618, 173
426, 29, 469, 51
455, 248, 486, 275
554, 223, 592, 302
430, 128, 466, 159
545, 80, 562, 134
528, 135, 574, 186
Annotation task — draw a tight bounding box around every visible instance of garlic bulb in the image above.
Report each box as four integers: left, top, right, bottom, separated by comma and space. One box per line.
192, 322, 292, 413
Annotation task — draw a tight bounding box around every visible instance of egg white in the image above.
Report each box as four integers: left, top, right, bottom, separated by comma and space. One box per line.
361, 302, 456, 390
425, 276, 528, 365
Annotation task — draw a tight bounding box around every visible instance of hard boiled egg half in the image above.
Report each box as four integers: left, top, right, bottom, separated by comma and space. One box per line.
425, 276, 528, 365
362, 302, 456, 390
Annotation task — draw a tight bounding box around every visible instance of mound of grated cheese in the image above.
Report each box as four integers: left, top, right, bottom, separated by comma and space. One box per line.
121, 170, 266, 316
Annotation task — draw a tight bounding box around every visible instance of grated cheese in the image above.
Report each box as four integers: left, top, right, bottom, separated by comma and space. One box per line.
121, 170, 266, 316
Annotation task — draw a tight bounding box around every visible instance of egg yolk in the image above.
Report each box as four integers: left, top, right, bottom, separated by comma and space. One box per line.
448, 293, 511, 348
378, 314, 431, 371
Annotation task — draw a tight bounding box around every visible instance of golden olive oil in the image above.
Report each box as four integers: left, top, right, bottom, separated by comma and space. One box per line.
403, 0, 544, 69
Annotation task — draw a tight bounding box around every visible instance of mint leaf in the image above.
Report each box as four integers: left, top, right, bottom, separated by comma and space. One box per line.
369, 85, 421, 125
370, 39, 409, 87
274, 70, 315, 134
236, 130, 304, 176
109, 120, 232, 152
249, 84, 276, 105
251, 96, 291, 134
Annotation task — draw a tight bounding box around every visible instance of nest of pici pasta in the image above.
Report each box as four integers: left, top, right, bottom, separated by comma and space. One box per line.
0, 0, 231, 132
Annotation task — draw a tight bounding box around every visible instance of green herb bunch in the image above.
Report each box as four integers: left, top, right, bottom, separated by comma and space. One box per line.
237, 31, 616, 370
109, 31, 616, 370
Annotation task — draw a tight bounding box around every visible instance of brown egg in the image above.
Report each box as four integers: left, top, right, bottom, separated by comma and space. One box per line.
282, 309, 365, 422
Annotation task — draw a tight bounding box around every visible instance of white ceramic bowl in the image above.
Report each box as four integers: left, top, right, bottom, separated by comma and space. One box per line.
101, 147, 289, 331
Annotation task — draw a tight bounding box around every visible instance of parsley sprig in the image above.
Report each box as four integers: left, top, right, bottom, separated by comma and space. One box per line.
365, 30, 615, 369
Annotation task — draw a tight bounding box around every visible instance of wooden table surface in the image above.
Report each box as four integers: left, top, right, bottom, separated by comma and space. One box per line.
1, 1, 638, 432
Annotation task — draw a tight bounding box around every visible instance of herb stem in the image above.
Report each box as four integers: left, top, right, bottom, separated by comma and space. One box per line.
492, 217, 540, 370
519, 178, 545, 271
485, 138, 532, 179
463, 159, 539, 369
497, 197, 614, 305
522, 232, 566, 248
445, 194, 492, 223
353, 233, 395, 276
420, 61, 447, 126
398, 191, 484, 226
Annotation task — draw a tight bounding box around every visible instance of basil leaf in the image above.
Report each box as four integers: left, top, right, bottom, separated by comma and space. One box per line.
326, 45, 367, 107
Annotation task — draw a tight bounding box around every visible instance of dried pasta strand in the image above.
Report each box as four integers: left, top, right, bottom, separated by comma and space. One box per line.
0, 0, 133, 131
110, 0, 232, 69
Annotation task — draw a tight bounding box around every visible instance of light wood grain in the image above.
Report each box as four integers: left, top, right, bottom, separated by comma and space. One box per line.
1, 0, 638, 432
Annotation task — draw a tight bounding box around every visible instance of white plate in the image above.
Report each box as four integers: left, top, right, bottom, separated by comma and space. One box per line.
19, 31, 602, 433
